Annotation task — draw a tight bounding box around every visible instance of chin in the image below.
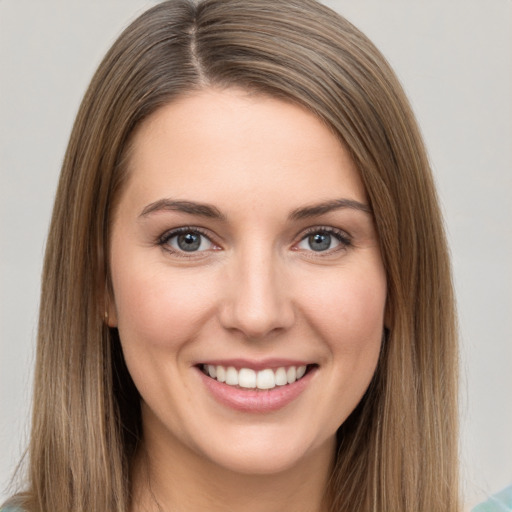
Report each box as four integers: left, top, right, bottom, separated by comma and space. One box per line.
191, 426, 335, 477
206, 450, 310, 476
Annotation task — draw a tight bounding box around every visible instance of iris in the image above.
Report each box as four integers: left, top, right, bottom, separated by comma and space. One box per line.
178, 232, 202, 251
308, 232, 331, 251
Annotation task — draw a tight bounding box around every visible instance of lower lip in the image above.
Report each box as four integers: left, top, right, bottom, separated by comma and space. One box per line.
198, 367, 316, 413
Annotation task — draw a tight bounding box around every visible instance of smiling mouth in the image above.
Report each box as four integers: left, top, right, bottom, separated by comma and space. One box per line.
199, 364, 316, 390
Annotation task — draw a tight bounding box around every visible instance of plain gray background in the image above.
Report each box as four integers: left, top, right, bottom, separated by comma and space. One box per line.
1, 1, 511, 509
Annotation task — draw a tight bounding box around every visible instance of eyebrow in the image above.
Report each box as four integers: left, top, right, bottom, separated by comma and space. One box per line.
289, 199, 372, 220
139, 197, 371, 221
139, 199, 226, 220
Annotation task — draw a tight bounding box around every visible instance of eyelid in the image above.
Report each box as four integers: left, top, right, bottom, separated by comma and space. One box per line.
293, 226, 352, 253
156, 225, 352, 258
157, 226, 220, 256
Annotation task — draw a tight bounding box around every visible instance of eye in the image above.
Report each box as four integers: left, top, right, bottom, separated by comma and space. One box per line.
296, 228, 351, 253
159, 228, 215, 254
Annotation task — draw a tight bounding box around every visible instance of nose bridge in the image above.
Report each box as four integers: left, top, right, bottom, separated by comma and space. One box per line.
220, 241, 294, 338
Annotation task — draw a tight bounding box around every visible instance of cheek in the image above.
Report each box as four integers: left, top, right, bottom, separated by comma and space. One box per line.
304, 268, 386, 352
111, 262, 218, 352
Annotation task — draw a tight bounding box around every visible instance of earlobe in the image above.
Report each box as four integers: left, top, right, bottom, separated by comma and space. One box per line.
384, 302, 392, 330
105, 306, 118, 328
104, 282, 118, 327
105, 299, 118, 327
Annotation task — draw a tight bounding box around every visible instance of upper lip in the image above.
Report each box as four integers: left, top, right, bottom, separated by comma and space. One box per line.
194, 358, 314, 371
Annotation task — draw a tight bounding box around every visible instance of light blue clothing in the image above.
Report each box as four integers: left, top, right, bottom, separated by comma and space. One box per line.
472, 486, 512, 512
2, 486, 511, 511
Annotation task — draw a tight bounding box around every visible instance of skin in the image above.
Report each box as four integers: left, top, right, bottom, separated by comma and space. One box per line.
108, 88, 387, 512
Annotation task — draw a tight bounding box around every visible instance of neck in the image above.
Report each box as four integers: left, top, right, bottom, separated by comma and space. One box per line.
130, 420, 335, 512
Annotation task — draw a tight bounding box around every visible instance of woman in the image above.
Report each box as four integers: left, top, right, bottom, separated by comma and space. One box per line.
2, 0, 460, 510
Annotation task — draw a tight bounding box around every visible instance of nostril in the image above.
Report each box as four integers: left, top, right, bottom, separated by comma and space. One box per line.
218, 266, 295, 338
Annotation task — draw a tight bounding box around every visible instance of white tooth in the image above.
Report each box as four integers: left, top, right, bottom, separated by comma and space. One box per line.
275, 367, 288, 386
286, 366, 297, 384
238, 368, 256, 388
208, 365, 217, 378
257, 369, 276, 389
216, 365, 226, 383
225, 366, 238, 386
296, 365, 307, 379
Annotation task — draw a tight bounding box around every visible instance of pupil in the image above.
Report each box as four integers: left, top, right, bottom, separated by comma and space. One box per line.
309, 232, 331, 251
178, 232, 201, 251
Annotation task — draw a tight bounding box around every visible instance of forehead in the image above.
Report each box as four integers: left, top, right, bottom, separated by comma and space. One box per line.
121, 88, 367, 216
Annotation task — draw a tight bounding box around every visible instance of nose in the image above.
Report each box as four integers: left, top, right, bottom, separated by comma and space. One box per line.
219, 246, 295, 340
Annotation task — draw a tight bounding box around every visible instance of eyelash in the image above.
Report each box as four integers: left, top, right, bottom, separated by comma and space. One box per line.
295, 226, 352, 253
157, 226, 218, 258
157, 225, 352, 257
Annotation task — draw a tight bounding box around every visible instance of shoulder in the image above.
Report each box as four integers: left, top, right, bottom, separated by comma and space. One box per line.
0, 504, 25, 512
472, 485, 512, 512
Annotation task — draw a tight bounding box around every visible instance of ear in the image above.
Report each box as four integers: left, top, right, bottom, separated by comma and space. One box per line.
104, 281, 118, 328
106, 299, 118, 328
383, 300, 392, 330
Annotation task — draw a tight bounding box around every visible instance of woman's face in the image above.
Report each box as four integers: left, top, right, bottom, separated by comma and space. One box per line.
109, 88, 386, 476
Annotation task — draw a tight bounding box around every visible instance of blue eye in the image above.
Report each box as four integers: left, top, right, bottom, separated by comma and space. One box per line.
161, 229, 214, 253
297, 229, 350, 252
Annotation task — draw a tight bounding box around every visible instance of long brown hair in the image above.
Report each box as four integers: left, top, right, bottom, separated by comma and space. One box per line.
7, 0, 459, 510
